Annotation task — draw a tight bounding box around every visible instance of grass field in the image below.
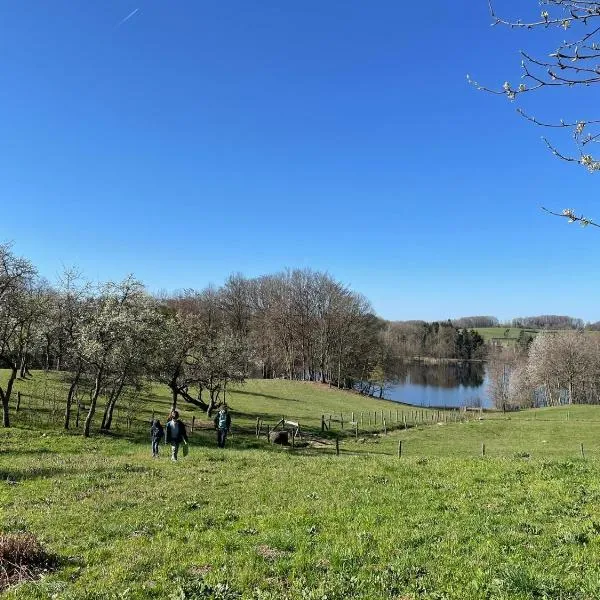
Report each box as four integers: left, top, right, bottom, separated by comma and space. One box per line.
471, 328, 540, 344
3, 373, 600, 599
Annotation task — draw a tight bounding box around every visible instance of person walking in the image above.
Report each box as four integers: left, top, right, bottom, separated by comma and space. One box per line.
213, 404, 231, 448
150, 419, 164, 457
165, 410, 188, 461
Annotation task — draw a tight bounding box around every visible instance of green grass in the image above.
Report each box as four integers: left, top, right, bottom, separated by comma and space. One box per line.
4, 373, 600, 598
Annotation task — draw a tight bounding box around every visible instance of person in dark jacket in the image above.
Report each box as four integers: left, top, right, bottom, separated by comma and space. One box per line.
213, 404, 232, 448
150, 419, 164, 457
165, 410, 188, 461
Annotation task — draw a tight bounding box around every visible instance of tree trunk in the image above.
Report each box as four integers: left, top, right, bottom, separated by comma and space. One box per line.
101, 377, 126, 431
83, 369, 103, 438
19, 354, 27, 379
45, 337, 51, 371
169, 381, 209, 412
170, 381, 178, 411
102, 395, 118, 431
207, 388, 218, 417
64, 363, 82, 430
1, 367, 19, 427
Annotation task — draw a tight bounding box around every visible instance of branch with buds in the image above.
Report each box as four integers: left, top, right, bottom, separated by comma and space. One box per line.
542, 207, 600, 227
471, 1, 600, 228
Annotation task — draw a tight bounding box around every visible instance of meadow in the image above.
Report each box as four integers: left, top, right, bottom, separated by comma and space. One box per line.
2, 372, 600, 599
470, 328, 539, 344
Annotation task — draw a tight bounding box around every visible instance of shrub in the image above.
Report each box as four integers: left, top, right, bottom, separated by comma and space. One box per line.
0, 533, 55, 591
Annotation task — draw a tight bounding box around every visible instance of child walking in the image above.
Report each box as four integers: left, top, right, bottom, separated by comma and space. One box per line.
150, 419, 164, 457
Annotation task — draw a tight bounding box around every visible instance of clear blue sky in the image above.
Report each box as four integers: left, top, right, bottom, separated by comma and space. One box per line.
2, 1, 598, 322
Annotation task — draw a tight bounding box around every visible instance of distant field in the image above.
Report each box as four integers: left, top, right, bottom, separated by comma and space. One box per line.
473, 327, 540, 343
4, 375, 600, 598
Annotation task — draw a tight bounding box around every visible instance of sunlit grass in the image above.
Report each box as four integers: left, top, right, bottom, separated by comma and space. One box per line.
3, 372, 600, 598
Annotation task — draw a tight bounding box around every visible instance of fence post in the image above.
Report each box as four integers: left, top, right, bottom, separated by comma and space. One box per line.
397, 440, 402, 458
335, 437, 340, 456
341, 413, 344, 430
191, 416, 195, 433
369, 413, 372, 426
321, 414, 325, 432
360, 412, 364, 426
292, 430, 295, 449
355, 421, 358, 440
383, 418, 387, 435
396, 409, 398, 423
351, 412, 355, 423
266, 425, 271, 443
481, 443, 486, 457
403, 415, 407, 429
581, 443, 585, 459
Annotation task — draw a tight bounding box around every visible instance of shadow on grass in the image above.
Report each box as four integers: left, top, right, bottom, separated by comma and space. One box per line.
0, 447, 56, 456
0, 463, 152, 483
233, 390, 298, 402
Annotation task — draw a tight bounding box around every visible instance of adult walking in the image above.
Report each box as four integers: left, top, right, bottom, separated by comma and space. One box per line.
166, 410, 188, 461
213, 404, 232, 448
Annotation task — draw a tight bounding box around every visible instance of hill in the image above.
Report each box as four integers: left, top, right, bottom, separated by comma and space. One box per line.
3, 376, 600, 598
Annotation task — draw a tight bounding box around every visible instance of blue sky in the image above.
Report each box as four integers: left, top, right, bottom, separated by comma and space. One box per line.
1, 1, 598, 322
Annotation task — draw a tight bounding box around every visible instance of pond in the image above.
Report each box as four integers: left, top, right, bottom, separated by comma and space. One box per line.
384, 361, 491, 408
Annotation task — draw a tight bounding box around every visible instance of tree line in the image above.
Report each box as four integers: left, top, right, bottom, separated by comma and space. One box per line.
384, 321, 486, 361
0, 244, 398, 434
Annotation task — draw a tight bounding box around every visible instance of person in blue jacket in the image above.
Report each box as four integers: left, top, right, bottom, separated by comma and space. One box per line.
213, 404, 232, 448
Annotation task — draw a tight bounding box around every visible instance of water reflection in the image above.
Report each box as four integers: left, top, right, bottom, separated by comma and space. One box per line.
385, 360, 490, 408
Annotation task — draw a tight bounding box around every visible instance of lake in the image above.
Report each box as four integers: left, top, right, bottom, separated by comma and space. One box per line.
384, 361, 492, 408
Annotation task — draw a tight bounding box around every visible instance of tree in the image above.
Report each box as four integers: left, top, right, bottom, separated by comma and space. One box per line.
76, 277, 155, 437
527, 331, 591, 404
0, 244, 40, 427
470, 1, 600, 226
152, 299, 209, 412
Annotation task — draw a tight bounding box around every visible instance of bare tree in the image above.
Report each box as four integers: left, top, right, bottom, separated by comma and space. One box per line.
0, 244, 39, 427
527, 331, 591, 404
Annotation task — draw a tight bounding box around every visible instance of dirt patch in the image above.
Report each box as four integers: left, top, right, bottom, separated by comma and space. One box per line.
189, 564, 213, 576
255, 545, 290, 561
0, 533, 57, 592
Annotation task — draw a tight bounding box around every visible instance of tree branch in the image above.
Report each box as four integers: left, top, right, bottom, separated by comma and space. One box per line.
542, 206, 600, 227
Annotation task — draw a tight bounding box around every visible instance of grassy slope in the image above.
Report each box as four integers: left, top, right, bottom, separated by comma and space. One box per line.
1, 371, 435, 442
3, 374, 600, 599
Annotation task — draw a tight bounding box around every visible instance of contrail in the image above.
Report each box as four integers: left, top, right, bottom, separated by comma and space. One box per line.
115, 8, 139, 29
